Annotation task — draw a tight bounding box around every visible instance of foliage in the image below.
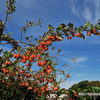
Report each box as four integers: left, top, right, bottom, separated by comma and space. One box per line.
0, 0, 100, 100
67, 80, 100, 100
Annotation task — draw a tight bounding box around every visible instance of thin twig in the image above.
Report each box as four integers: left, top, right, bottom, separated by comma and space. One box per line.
0, 42, 8, 44
5, 11, 8, 26
17, 41, 34, 46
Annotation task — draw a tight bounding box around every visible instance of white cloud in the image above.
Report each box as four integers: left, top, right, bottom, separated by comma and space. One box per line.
76, 56, 88, 63
93, 0, 100, 23
59, 56, 88, 69
62, 56, 88, 64
81, 7, 93, 22
70, 0, 100, 23
72, 56, 88, 68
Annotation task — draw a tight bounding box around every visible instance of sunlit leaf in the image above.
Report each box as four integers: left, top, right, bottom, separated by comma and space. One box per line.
48, 25, 54, 30
59, 23, 66, 28
85, 21, 90, 27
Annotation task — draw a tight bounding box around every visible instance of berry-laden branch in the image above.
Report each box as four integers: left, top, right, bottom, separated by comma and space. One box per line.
1, 20, 100, 99
1, 0, 100, 99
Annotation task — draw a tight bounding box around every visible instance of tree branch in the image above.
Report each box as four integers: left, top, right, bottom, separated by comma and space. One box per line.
0, 34, 21, 50
17, 41, 34, 46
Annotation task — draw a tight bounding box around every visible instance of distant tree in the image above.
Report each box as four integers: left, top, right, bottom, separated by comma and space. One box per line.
67, 80, 100, 100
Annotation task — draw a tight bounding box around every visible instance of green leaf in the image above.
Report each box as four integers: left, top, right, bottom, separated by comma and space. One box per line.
9, 67, 13, 70
45, 35, 49, 40
36, 40, 40, 44
58, 37, 63, 40
62, 27, 68, 32
4, 51, 10, 57
90, 24, 93, 29
78, 30, 82, 34
48, 25, 54, 30
72, 90, 76, 93
83, 35, 85, 40
68, 23, 73, 29
59, 23, 66, 28
45, 53, 49, 56
52, 67, 56, 74
82, 89, 89, 92
56, 27, 62, 32
26, 36, 29, 40
95, 25, 100, 30
8, 32, 13, 35
57, 32, 62, 36
92, 86, 100, 92
15, 71, 19, 75
85, 21, 90, 27
3, 91, 7, 95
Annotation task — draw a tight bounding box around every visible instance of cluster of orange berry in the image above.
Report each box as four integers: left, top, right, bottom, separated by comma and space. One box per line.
1, 35, 61, 97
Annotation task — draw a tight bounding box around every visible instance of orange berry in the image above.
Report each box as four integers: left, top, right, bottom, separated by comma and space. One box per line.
79, 34, 82, 38
8, 62, 11, 64
6, 61, 10, 64
41, 42, 45, 45
49, 68, 52, 72
17, 76, 21, 80
49, 79, 53, 82
36, 81, 39, 83
38, 94, 41, 96
75, 33, 80, 37
53, 87, 58, 91
19, 71, 25, 74
28, 87, 32, 90
43, 61, 46, 65
41, 62, 44, 66
37, 54, 40, 58
48, 66, 51, 69
14, 54, 17, 58
41, 87, 44, 90
36, 74, 40, 77
29, 58, 32, 61
6, 70, 9, 73
48, 41, 52, 44
46, 88, 49, 91
41, 73, 44, 76
2, 80, 5, 83
38, 60, 41, 64
93, 28, 96, 33
22, 59, 26, 63
74, 93, 77, 97
67, 37, 71, 39
51, 86, 54, 89
12, 73, 16, 75
87, 32, 91, 36
70, 36, 72, 39
26, 74, 31, 78
27, 53, 29, 55
60, 38, 63, 41
31, 83, 34, 86
16, 68, 20, 71
56, 35, 59, 38
24, 83, 29, 87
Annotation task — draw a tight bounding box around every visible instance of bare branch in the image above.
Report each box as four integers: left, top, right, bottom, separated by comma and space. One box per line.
17, 41, 34, 46
0, 42, 8, 45
0, 34, 21, 49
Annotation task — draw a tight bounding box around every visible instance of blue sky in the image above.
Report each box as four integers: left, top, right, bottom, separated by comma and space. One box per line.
0, 0, 100, 89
